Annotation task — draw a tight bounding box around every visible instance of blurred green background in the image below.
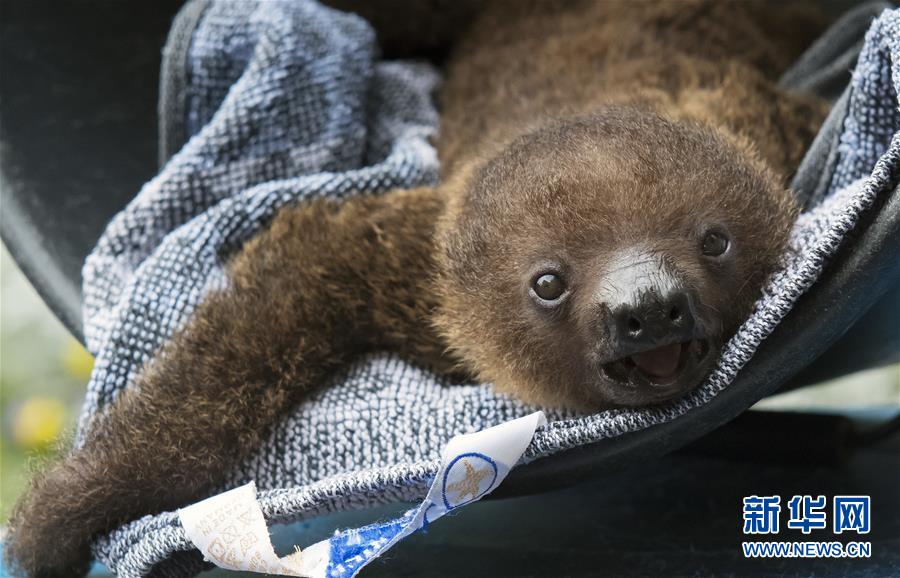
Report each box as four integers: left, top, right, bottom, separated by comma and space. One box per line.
0, 242, 897, 523
1, 246, 94, 521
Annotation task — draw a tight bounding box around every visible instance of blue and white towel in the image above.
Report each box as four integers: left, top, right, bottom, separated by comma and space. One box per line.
70, 1, 899, 576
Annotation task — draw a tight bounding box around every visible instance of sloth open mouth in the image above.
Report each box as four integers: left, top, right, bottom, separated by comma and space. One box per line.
602, 339, 710, 387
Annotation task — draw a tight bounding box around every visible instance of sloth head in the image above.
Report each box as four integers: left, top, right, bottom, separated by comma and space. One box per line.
435, 107, 798, 409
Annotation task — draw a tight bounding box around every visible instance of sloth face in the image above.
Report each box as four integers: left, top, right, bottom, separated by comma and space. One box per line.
437, 107, 797, 409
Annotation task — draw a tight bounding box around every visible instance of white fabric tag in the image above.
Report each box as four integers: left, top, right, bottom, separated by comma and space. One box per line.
177, 482, 323, 576
178, 411, 546, 577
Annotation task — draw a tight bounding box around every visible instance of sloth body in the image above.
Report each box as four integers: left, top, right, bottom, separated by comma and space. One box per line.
7, 2, 828, 576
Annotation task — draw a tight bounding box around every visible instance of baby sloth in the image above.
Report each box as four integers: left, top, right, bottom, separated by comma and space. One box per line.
6, 1, 828, 576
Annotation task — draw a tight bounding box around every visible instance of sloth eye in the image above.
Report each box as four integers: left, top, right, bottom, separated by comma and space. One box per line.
533, 273, 566, 301
701, 231, 730, 257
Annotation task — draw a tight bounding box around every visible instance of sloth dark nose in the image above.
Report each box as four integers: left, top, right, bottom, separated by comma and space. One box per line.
609, 289, 696, 350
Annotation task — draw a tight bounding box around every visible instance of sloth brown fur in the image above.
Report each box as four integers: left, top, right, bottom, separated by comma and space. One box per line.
6, 2, 829, 576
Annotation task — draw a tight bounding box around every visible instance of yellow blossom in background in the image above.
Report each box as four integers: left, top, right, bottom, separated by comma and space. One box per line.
11, 396, 66, 450
62, 339, 94, 380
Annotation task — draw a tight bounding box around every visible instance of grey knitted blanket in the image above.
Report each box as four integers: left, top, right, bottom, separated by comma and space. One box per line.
74, 1, 899, 576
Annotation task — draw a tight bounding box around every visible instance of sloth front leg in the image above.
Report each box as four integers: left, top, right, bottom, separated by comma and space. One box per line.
4, 186, 448, 578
